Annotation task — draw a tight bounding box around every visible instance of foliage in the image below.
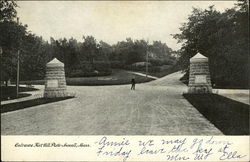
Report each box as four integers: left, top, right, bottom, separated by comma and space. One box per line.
110, 38, 177, 67
44, 37, 178, 78
0, 1, 178, 81
173, 1, 249, 88
1, 21, 25, 82
0, 1, 51, 82
20, 34, 51, 80
69, 61, 111, 77
1, 0, 19, 84
0, 0, 17, 22
149, 58, 175, 66
0, 21, 52, 81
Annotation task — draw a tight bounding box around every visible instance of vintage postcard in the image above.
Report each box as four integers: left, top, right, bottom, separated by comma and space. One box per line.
1, 0, 249, 161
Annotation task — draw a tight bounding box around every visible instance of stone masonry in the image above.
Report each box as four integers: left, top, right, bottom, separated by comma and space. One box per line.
188, 53, 212, 94
44, 58, 67, 98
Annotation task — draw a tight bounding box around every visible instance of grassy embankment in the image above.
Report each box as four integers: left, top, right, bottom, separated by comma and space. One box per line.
183, 93, 249, 135
128, 65, 178, 78
20, 69, 154, 86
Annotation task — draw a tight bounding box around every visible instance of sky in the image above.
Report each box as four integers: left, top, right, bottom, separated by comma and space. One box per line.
16, 1, 236, 50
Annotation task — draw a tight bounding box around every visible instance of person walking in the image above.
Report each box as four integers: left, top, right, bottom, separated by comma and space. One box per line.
131, 77, 136, 90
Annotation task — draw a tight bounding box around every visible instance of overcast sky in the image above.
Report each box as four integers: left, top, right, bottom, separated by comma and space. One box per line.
16, 1, 236, 50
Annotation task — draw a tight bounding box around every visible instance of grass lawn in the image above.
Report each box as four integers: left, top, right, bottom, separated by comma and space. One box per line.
139, 70, 177, 78
133, 65, 178, 78
1, 97, 74, 114
183, 93, 249, 135
20, 69, 154, 86
1, 86, 38, 101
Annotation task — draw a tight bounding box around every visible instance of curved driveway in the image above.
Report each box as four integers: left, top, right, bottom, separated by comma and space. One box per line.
1, 72, 222, 135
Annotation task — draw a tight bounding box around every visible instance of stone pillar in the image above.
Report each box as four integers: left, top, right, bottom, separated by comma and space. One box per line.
188, 53, 212, 94
44, 58, 67, 98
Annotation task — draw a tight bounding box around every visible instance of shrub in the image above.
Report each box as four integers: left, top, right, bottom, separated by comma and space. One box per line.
110, 61, 125, 68
149, 58, 175, 66
68, 61, 112, 77
94, 61, 111, 73
148, 66, 161, 73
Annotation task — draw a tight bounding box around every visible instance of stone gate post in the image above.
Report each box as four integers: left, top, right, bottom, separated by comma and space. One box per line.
44, 58, 67, 98
188, 53, 212, 94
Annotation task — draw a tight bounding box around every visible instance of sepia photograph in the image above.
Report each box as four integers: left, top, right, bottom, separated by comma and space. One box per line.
0, 0, 249, 161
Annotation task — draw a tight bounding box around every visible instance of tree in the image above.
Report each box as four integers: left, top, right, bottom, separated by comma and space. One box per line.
128, 39, 147, 64
20, 34, 51, 80
150, 41, 172, 59
0, 21, 27, 84
80, 36, 99, 66
173, 1, 249, 88
99, 40, 112, 61
113, 38, 134, 65
0, 0, 17, 22
0, 0, 18, 85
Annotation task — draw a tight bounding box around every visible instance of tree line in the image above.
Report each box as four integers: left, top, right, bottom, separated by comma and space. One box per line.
0, 0, 177, 83
1, 0, 248, 88
174, 0, 249, 88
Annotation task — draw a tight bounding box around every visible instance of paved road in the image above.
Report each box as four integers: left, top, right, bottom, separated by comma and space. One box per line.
1, 72, 222, 135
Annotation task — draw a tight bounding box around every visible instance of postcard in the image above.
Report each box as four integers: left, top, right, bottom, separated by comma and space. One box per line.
1, 0, 249, 161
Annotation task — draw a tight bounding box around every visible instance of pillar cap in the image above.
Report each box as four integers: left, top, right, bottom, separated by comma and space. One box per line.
47, 58, 64, 67
190, 53, 208, 62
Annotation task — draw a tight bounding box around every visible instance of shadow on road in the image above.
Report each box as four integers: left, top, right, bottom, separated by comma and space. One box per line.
183, 93, 249, 135
1, 97, 74, 114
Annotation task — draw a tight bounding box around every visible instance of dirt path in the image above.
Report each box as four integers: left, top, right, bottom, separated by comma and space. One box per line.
1, 72, 222, 135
